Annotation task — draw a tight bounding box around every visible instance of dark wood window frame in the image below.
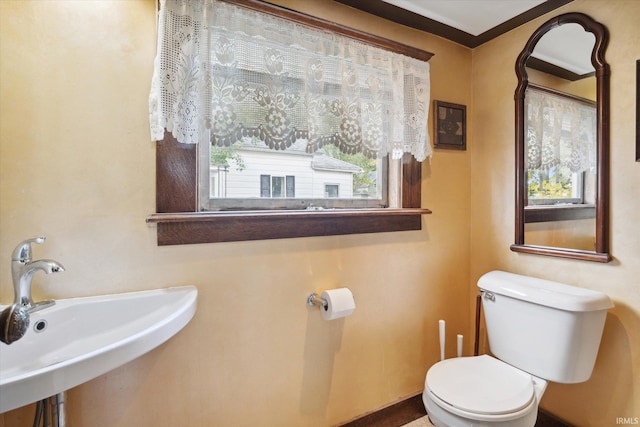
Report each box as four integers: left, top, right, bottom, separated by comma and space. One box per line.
146, 0, 433, 246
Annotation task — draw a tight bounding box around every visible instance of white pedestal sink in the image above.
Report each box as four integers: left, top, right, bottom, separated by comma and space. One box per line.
0, 286, 197, 413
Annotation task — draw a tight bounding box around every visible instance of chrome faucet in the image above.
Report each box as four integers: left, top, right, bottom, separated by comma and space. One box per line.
11, 236, 65, 310
1, 236, 65, 344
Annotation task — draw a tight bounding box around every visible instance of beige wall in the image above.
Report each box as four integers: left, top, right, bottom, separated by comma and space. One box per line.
1, 0, 638, 426
471, 0, 640, 425
0, 1, 471, 426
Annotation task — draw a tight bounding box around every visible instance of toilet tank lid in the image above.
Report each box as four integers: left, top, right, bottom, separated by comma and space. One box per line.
477, 271, 614, 312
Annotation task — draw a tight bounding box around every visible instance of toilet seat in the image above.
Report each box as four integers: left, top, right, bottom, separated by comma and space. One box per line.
426, 355, 535, 417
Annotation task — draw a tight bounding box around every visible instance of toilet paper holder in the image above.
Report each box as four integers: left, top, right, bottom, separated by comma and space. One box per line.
307, 288, 356, 320
306, 293, 328, 310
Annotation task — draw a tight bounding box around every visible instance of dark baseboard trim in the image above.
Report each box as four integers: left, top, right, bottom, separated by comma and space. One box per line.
339, 393, 426, 427
338, 393, 572, 427
537, 409, 574, 427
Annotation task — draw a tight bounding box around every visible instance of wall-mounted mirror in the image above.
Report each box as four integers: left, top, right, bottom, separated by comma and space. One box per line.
511, 13, 611, 262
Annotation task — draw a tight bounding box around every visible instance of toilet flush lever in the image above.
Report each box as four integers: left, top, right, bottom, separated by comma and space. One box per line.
482, 291, 495, 302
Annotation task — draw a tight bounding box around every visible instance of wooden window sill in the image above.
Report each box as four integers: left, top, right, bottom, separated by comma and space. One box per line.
147, 208, 431, 245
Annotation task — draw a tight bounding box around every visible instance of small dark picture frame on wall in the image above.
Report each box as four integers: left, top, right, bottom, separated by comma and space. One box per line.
636, 59, 639, 162
434, 100, 466, 150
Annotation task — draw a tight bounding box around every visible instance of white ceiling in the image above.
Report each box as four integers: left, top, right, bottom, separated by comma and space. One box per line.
380, 0, 594, 77
381, 0, 547, 36
530, 23, 595, 75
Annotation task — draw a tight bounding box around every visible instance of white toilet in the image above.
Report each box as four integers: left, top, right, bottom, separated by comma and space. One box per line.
423, 270, 613, 427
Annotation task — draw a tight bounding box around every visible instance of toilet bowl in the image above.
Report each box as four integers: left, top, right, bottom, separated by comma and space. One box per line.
422, 271, 613, 427
422, 355, 546, 427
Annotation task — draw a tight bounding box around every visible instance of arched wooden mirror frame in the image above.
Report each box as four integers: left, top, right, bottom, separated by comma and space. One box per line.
511, 12, 611, 262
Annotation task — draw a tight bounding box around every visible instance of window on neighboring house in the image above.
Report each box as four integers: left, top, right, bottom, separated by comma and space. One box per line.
261, 175, 295, 198
209, 175, 216, 199
147, 0, 434, 244
325, 184, 339, 198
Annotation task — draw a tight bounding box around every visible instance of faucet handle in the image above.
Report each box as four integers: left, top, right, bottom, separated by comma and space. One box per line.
11, 236, 46, 262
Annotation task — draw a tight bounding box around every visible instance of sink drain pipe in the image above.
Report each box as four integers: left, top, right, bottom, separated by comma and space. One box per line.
33, 391, 67, 427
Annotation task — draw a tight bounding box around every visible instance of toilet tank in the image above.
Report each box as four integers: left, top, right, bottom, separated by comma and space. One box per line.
478, 271, 613, 383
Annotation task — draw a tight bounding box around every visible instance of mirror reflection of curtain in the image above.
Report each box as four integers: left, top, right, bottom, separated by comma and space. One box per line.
525, 88, 596, 174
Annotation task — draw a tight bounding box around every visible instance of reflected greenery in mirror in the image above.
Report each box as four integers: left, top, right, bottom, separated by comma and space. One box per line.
511, 13, 611, 262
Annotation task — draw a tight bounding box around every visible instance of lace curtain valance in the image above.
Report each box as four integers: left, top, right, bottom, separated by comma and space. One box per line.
149, 0, 432, 161
525, 88, 596, 173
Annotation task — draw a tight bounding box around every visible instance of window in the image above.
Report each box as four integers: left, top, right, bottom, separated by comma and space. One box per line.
202, 138, 386, 210
147, 0, 433, 245
209, 174, 216, 198
260, 175, 295, 198
325, 184, 339, 198
527, 167, 584, 205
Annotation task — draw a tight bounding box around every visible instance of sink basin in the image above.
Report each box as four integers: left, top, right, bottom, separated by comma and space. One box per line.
0, 286, 197, 413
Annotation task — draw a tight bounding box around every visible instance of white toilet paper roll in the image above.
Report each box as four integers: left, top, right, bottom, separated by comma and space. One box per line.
320, 288, 355, 320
